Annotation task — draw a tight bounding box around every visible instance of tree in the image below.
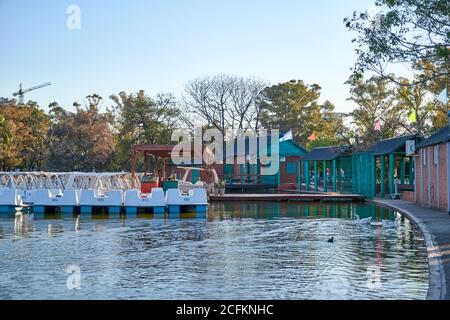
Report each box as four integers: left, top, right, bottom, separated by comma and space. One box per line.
395, 77, 431, 136
0, 113, 11, 144
346, 74, 405, 147
259, 80, 341, 148
110, 90, 180, 170
416, 60, 450, 128
344, 0, 450, 84
0, 101, 50, 170
395, 61, 449, 135
0, 113, 12, 169
46, 96, 116, 171
182, 75, 267, 134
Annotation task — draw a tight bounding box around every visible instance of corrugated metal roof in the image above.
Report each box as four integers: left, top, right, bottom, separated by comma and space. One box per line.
370, 134, 417, 156
303, 146, 350, 161
417, 127, 450, 148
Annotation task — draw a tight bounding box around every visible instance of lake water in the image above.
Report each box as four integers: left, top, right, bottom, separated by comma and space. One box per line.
0, 202, 429, 300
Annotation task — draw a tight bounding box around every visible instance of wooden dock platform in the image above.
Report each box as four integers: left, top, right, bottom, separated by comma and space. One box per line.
209, 193, 366, 202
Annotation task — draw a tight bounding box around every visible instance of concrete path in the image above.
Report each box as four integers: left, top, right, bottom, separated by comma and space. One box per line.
374, 199, 450, 300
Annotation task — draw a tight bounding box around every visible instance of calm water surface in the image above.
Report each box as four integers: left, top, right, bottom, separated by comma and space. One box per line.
0, 202, 428, 300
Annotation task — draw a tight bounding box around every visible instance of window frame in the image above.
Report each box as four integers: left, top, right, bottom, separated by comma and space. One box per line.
433, 145, 439, 166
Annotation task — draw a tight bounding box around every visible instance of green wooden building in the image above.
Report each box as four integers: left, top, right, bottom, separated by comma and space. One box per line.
352, 135, 419, 198
223, 138, 308, 192
301, 146, 353, 193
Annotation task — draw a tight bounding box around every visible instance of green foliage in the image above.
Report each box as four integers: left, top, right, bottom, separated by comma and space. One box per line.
414, 60, 450, 129
259, 80, 343, 149
0, 102, 50, 170
46, 96, 116, 171
346, 64, 448, 149
0, 113, 11, 146
0, 113, 12, 167
346, 74, 403, 147
110, 91, 180, 170
0, 71, 445, 172
344, 0, 450, 83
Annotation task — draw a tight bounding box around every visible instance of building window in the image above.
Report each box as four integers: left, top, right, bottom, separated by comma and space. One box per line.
422, 148, 427, 167
286, 162, 297, 175
434, 145, 439, 165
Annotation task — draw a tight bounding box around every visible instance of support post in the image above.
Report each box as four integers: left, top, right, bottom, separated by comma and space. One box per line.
143, 151, 148, 176
277, 157, 281, 187
371, 155, 376, 198
240, 164, 244, 184
323, 160, 328, 192
337, 159, 341, 192
332, 159, 337, 192
389, 153, 395, 195
380, 155, 386, 198
409, 156, 414, 185
305, 161, 310, 191
297, 160, 301, 191
314, 161, 318, 192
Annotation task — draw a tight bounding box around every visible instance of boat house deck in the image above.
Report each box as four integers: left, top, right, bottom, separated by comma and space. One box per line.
210, 193, 365, 202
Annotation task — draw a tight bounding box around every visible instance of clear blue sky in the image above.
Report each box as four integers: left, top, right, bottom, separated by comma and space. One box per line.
0, 0, 374, 113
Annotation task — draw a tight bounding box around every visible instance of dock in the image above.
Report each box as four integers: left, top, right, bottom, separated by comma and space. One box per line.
209, 193, 365, 202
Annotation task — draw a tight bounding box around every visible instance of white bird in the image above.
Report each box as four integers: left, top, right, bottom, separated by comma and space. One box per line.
355, 215, 372, 224
382, 220, 397, 229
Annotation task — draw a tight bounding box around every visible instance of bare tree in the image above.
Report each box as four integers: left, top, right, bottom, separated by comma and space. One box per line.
182, 75, 267, 134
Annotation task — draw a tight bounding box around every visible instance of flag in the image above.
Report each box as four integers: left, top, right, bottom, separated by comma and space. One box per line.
437, 88, 448, 104
279, 129, 293, 142
408, 110, 417, 123
308, 133, 316, 142
374, 120, 382, 131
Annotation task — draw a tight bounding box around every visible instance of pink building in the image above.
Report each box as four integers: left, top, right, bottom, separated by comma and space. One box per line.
414, 112, 450, 213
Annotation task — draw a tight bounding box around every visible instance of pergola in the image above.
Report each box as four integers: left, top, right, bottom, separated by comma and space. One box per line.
130, 144, 214, 177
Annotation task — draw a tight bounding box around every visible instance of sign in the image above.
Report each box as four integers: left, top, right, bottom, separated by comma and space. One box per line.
406, 140, 416, 156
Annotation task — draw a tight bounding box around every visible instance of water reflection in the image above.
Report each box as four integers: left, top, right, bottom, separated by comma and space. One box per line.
209, 202, 397, 222
47, 224, 64, 236
74, 216, 80, 232
0, 202, 428, 300
14, 213, 34, 238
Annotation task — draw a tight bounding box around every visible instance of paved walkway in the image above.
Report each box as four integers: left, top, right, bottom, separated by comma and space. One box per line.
374, 199, 450, 300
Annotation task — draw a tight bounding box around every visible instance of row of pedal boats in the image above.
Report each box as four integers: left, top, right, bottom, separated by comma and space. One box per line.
0, 172, 208, 216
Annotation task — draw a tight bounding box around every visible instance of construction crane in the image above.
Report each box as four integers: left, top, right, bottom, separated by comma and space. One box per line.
12, 82, 51, 105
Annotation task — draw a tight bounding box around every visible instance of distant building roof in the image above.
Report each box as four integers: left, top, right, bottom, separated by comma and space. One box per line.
370, 134, 417, 156
303, 146, 351, 161
0, 97, 16, 106
228, 134, 308, 157
416, 127, 450, 149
